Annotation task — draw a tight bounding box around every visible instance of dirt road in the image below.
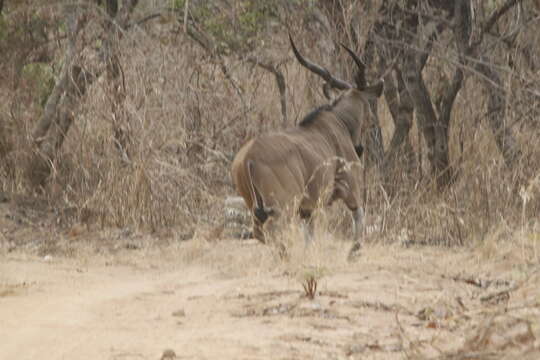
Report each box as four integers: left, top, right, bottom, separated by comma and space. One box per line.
1, 237, 539, 360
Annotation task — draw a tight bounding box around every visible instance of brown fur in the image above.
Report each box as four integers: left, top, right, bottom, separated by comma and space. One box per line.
231, 86, 381, 243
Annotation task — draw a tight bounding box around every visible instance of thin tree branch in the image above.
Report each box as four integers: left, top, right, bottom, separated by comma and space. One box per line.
439, 68, 464, 125
180, 21, 246, 102
105, 0, 118, 18
474, 0, 525, 48
246, 56, 288, 124
183, 0, 189, 34
116, 0, 139, 30
128, 12, 161, 28
483, 0, 524, 34
32, 4, 88, 144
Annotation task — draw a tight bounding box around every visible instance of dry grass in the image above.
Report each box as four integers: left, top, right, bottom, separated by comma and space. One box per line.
0, 5, 538, 359
1, 24, 539, 268
0, 1, 538, 264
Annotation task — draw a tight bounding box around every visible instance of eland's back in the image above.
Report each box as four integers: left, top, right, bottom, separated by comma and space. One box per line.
232, 109, 354, 216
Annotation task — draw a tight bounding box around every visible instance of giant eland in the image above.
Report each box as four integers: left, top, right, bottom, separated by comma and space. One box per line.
231, 34, 383, 258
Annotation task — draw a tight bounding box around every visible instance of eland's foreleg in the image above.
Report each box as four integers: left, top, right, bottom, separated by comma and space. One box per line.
352, 207, 364, 243
347, 207, 364, 259
302, 220, 314, 246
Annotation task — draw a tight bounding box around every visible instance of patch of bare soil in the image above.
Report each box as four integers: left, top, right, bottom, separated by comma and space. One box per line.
1, 226, 539, 360
1, 196, 539, 359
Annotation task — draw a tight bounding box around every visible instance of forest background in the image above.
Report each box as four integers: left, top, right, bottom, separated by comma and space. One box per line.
0, 0, 539, 249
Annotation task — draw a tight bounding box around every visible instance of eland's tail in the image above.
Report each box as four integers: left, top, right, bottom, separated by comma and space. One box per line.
246, 160, 273, 225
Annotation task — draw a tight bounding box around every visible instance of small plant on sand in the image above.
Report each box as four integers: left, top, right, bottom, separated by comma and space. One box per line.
302, 275, 317, 299
300, 267, 326, 300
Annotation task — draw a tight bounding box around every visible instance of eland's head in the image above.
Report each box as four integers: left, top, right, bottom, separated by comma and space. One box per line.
289, 34, 383, 149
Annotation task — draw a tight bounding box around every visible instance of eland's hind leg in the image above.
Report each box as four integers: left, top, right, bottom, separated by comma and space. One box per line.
299, 208, 314, 246
352, 207, 364, 243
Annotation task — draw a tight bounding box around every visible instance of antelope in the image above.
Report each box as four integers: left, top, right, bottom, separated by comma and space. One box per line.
231, 34, 383, 258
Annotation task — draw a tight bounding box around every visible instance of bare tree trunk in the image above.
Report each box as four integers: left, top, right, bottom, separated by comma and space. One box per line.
381, 68, 417, 194
393, 68, 416, 171
372, 0, 457, 189
39, 65, 93, 160
366, 3, 419, 192
476, 61, 522, 166
26, 4, 89, 188
402, 49, 452, 188
454, 0, 523, 167
26, 0, 141, 187
101, 0, 136, 163
246, 57, 288, 124
364, 99, 385, 168
0, 118, 10, 160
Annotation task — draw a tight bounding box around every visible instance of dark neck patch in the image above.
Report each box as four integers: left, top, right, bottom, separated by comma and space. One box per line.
298, 104, 333, 127
298, 95, 343, 127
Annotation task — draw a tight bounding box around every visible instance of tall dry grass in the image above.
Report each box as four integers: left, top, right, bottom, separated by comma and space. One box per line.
0, 9, 538, 259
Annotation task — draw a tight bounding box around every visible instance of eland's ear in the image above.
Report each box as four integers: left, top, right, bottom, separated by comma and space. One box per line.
362, 81, 384, 99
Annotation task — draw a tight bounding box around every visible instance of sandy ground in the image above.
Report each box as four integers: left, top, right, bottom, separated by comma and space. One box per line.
1, 229, 539, 360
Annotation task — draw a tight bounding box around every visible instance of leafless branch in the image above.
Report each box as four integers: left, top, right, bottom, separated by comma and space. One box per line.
483, 0, 524, 35
128, 12, 161, 28
177, 17, 248, 113
32, 4, 89, 144
246, 56, 288, 124
183, 0, 189, 34
474, 0, 525, 48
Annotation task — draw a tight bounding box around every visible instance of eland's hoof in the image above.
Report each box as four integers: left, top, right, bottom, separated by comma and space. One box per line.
240, 230, 253, 239
347, 242, 362, 262
274, 242, 288, 261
